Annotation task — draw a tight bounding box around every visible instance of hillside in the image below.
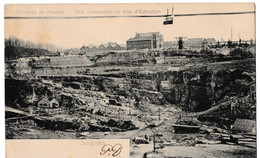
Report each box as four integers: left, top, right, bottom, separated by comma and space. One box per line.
5, 46, 53, 61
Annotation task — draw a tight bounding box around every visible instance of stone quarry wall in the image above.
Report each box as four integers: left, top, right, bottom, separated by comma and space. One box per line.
33, 59, 255, 112
5, 49, 255, 114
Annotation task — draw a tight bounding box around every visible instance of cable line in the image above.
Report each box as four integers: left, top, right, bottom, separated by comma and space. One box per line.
5, 11, 255, 19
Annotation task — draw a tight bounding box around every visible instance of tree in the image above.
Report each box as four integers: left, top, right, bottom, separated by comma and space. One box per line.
227, 40, 232, 48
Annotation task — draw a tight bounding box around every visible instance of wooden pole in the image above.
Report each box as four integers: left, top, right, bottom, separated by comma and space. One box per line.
230, 103, 232, 128
158, 108, 161, 121
153, 134, 156, 152
118, 109, 120, 122
129, 101, 131, 115
229, 102, 232, 137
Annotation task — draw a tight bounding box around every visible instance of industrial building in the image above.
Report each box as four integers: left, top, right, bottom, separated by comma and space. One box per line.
184, 38, 204, 49
184, 38, 217, 49
80, 42, 125, 52
126, 32, 163, 50
163, 41, 178, 50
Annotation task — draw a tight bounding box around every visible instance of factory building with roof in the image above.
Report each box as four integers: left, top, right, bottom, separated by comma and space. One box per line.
126, 32, 163, 50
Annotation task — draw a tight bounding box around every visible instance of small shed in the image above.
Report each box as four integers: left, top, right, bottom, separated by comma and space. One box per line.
49, 98, 59, 108
113, 44, 122, 50
98, 44, 106, 50
38, 98, 49, 108
232, 118, 256, 134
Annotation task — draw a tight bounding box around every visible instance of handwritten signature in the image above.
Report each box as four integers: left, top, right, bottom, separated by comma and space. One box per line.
100, 144, 122, 157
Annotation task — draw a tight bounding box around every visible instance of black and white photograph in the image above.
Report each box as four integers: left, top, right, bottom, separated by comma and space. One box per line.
4, 3, 256, 157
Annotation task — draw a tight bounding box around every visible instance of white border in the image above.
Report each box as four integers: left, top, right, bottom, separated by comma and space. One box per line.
0, 1, 258, 158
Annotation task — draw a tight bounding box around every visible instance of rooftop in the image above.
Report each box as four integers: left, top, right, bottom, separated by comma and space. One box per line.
204, 38, 217, 43
185, 38, 204, 43
127, 36, 153, 42
164, 41, 178, 44
135, 32, 161, 38
127, 32, 162, 42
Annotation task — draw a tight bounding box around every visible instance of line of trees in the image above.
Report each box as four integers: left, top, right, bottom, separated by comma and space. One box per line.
4, 36, 64, 53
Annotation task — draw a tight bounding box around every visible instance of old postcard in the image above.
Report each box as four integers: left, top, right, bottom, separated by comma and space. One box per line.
5, 3, 256, 158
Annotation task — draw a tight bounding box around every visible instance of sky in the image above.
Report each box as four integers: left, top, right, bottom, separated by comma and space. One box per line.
4, 3, 255, 49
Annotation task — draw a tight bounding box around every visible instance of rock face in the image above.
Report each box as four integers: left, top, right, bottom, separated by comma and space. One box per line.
6, 59, 255, 115
95, 51, 155, 64
5, 56, 94, 78
5, 50, 256, 121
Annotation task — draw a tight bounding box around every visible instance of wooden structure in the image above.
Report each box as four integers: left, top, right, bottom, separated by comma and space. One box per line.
38, 98, 49, 108
49, 98, 59, 108
38, 98, 59, 108
232, 118, 256, 134
172, 124, 200, 133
